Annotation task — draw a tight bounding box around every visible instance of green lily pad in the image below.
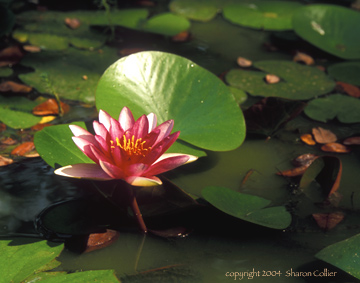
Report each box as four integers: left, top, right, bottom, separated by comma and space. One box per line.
304, 93, 360, 123
202, 186, 292, 229
293, 4, 360, 59
19, 47, 118, 104
327, 61, 360, 86
0, 239, 119, 283
169, 0, 218, 22
142, 13, 190, 36
34, 122, 93, 168
226, 60, 335, 100
228, 86, 247, 104
96, 51, 245, 152
223, 1, 302, 31
0, 67, 12, 77
316, 233, 360, 280
0, 96, 41, 129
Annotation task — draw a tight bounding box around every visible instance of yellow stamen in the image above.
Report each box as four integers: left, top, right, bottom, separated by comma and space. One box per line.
113, 135, 150, 156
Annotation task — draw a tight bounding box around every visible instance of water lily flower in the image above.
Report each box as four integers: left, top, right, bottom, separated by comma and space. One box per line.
55, 107, 197, 187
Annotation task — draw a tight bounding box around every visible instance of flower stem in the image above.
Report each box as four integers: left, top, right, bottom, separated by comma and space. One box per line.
128, 185, 148, 234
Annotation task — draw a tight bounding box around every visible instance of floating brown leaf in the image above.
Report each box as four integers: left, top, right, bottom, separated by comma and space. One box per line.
293, 51, 314, 65
321, 143, 351, 153
237, 57, 252, 67
265, 74, 280, 84
312, 212, 345, 231
0, 137, 17, 145
292, 153, 317, 167
32, 98, 70, 116
31, 123, 52, 131
11, 141, 35, 156
276, 165, 310, 177
312, 127, 337, 144
336, 81, 360, 98
343, 136, 360, 145
64, 17, 81, 29
0, 123, 6, 132
0, 45, 24, 67
0, 81, 32, 93
300, 134, 316, 145
84, 229, 120, 253
0, 155, 13, 166
172, 31, 191, 42
23, 45, 41, 53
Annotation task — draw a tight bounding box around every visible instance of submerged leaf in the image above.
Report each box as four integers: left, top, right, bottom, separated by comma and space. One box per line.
313, 212, 345, 231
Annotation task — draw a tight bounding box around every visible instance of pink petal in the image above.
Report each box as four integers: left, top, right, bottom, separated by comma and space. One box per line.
119, 106, 135, 131
144, 155, 191, 176
109, 117, 123, 142
146, 113, 157, 133
125, 176, 162, 187
54, 164, 113, 180
69, 125, 92, 137
72, 136, 98, 163
90, 144, 111, 164
98, 109, 112, 131
151, 120, 174, 146
131, 115, 149, 139
154, 153, 198, 164
125, 163, 148, 176
94, 135, 109, 153
93, 120, 109, 138
99, 160, 124, 179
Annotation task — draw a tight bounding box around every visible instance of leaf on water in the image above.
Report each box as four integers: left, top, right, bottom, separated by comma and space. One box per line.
84, 229, 120, 253
336, 81, 360, 98
276, 165, 310, 177
237, 56, 252, 67
321, 142, 351, 153
312, 127, 337, 144
293, 51, 314, 65
0, 155, 13, 166
64, 17, 81, 29
10, 141, 36, 156
0, 45, 24, 67
265, 74, 280, 84
312, 212, 345, 231
32, 98, 70, 116
292, 153, 318, 167
1, 136, 17, 145
343, 136, 360, 145
23, 45, 41, 53
0, 81, 32, 93
171, 30, 191, 42
300, 134, 316, 145
277, 153, 318, 177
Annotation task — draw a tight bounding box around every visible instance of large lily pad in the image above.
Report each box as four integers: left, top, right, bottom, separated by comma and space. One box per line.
223, 1, 302, 31
142, 13, 190, 36
316, 233, 360, 280
0, 96, 41, 129
327, 61, 360, 86
304, 93, 360, 123
202, 186, 292, 229
226, 60, 335, 100
96, 51, 246, 152
19, 47, 118, 104
292, 4, 360, 59
169, 0, 218, 22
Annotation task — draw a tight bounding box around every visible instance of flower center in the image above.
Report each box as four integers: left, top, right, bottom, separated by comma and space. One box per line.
111, 135, 150, 156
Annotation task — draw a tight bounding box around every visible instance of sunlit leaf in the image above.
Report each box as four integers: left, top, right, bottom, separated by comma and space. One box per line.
169, 0, 218, 22
202, 186, 291, 229
96, 51, 245, 151
293, 4, 360, 59
316, 233, 360, 280
223, 1, 302, 31
142, 13, 191, 36
304, 94, 360, 123
226, 60, 335, 100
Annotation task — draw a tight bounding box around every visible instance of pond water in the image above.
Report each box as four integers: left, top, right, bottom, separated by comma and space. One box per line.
1, 0, 360, 282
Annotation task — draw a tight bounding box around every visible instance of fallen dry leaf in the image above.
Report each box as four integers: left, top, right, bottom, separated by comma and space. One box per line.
343, 136, 360, 145
293, 51, 314, 65
31, 123, 52, 131
321, 143, 351, 153
23, 45, 41, 53
0, 123, 6, 132
237, 57, 252, 67
0, 155, 13, 166
336, 81, 360, 98
312, 212, 345, 231
300, 133, 316, 145
276, 165, 310, 177
11, 141, 35, 156
172, 31, 191, 42
292, 153, 317, 167
64, 17, 81, 29
0, 81, 32, 93
0, 137, 17, 145
312, 127, 337, 144
84, 229, 120, 253
0, 45, 24, 67
32, 98, 70, 116
265, 74, 280, 84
